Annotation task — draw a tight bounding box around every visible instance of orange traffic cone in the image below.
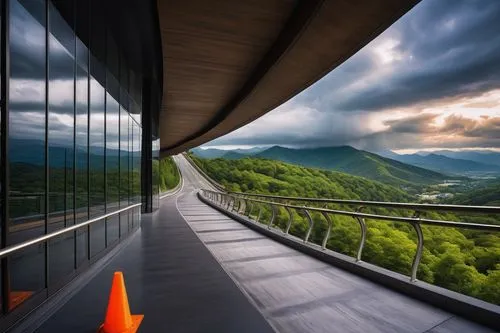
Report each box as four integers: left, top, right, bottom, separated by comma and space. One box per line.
99, 272, 144, 333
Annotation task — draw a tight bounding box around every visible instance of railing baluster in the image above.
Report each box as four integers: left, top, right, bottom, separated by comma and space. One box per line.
268, 204, 277, 229
321, 212, 332, 250
411, 211, 423, 282
199, 190, 499, 284
233, 197, 239, 212
354, 206, 367, 262
238, 199, 246, 214
285, 206, 293, 234
303, 209, 314, 243
248, 201, 254, 218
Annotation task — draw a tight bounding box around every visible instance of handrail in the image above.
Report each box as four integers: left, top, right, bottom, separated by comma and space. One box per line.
0, 203, 142, 259
228, 191, 500, 214
200, 189, 500, 282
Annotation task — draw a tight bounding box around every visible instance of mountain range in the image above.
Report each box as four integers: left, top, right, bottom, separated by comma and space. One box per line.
191, 145, 449, 186
386, 153, 500, 176
9, 138, 141, 169
423, 150, 500, 167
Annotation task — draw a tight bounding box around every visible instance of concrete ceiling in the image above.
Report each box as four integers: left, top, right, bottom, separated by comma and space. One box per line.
158, 0, 419, 156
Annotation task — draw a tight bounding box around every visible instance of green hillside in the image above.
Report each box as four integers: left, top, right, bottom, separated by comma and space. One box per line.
157, 157, 180, 191
253, 146, 446, 186
193, 155, 412, 202
191, 154, 500, 305
449, 181, 500, 206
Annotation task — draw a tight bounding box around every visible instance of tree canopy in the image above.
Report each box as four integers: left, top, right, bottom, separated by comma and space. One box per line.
191, 154, 500, 305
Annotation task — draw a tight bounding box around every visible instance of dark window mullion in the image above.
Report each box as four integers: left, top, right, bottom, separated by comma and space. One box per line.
44, 0, 49, 289
0, 0, 10, 314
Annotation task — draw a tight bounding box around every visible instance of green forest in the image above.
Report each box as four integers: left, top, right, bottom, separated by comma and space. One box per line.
158, 156, 181, 192
190, 154, 500, 305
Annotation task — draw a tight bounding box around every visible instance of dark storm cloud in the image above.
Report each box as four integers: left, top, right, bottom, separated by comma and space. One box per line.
334, 0, 500, 112
208, 0, 500, 150
10, 0, 80, 81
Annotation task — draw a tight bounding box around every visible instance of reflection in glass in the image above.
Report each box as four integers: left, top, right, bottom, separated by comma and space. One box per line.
75, 38, 89, 267
8, 0, 47, 309
75, 38, 89, 224
152, 138, 160, 210
0, 4, 3, 313
47, 0, 75, 284
106, 77, 120, 245
133, 123, 141, 227
89, 57, 105, 257
129, 117, 134, 231
89, 59, 105, 218
119, 104, 129, 237
90, 219, 105, 258
106, 90, 119, 211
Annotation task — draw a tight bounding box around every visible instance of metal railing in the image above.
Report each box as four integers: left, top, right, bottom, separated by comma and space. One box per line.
0, 203, 142, 260
200, 189, 500, 282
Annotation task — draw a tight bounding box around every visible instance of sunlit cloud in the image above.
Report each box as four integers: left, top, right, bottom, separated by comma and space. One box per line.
203, 0, 500, 153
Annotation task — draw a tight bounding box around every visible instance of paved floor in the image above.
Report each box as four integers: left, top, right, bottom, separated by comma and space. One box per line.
35, 155, 496, 332
175, 155, 496, 333
35, 157, 274, 333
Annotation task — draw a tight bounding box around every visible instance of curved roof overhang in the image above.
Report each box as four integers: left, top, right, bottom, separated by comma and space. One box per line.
158, 0, 420, 157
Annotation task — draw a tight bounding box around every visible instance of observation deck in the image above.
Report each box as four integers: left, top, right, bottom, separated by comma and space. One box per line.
29, 155, 498, 333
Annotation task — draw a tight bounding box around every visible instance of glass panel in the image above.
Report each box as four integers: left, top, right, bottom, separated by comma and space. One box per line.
119, 101, 129, 238
0, 4, 3, 314
90, 219, 105, 258
129, 117, 133, 231
75, 228, 88, 267
47, 0, 75, 284
105, 88, 119, 213
89, 57, 105, 218
89, 56, 105, 257
152, 138, 160, 210
106, 215, 119, 245
75, 39, 88, 267
48, 0, 75, 232
106, 75, 119, 246
8, 0, 47, 309
75, 39, 88, 225
132, 122, 141, 227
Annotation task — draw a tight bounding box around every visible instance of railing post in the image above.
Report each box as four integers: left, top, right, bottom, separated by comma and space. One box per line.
285, 206, 293, 234
256, 205, 262, 223
410, 211, 424, 282
235, 198, 241, 213
232, 197, 237, 212
321, 212, 332, 250
248, 201, 254, 218
354, 206, 367, 262
231, 197, 238, 212
238, 199, 246, 214
303, 209, 314, 243
268, 204, 277, 229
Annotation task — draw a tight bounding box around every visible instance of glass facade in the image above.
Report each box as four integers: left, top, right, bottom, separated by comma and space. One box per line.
0, 0, 149, 319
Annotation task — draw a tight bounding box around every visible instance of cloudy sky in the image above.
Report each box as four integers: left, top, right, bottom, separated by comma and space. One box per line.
204, 0, 500, 153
